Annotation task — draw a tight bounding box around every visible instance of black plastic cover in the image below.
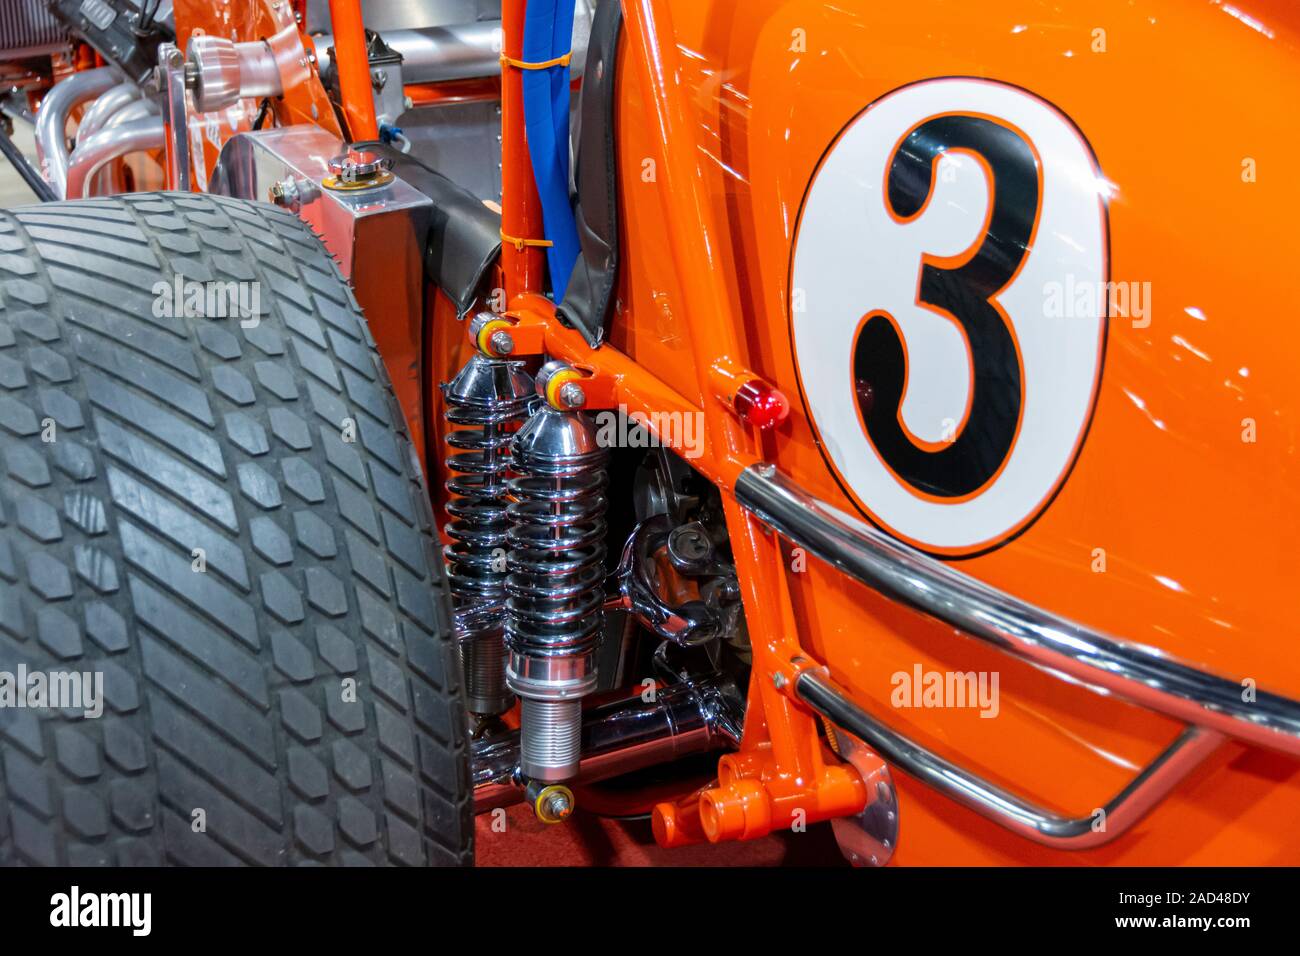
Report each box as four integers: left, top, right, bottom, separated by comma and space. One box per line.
46, 0, 172, 85
555, 0, 622, 347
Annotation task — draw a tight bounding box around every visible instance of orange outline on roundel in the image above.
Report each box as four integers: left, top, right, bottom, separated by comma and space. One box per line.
787, 77, 1110, 559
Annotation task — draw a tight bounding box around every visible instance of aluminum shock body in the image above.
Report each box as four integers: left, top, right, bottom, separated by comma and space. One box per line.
506, 361, 610, 782
443, 349, 537, 716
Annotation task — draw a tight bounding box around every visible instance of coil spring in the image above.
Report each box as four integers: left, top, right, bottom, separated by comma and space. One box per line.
505, 410, 609, 656
505, 397, 610, 782
442, 353, 535, 715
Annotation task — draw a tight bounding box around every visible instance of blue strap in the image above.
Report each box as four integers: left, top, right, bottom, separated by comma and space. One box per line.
520, 0, 581, 299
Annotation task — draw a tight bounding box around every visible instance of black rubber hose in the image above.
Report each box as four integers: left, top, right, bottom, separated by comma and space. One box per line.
0, 123, 57, 202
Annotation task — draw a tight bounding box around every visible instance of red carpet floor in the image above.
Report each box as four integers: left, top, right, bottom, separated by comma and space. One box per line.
475, 803, 849, 866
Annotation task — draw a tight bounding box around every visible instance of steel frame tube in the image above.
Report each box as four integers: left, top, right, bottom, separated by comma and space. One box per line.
326, 0, 379, 141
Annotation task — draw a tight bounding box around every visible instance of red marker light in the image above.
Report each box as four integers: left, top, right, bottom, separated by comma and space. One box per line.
733, 379, 791, 430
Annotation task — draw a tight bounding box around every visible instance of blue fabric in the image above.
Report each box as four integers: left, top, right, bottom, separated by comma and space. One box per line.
521, 0, 581, 299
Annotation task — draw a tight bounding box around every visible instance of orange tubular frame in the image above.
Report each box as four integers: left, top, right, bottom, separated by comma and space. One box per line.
326, 0, 379, 141
616, 0, 867, 844
500, 0, 548, 297
478, 0, 869, 845
325, 0, 866, 843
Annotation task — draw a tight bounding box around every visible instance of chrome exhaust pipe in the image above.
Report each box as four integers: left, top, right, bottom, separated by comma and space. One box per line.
473, 675, 743, 813
86, 96, 161, 196
77, 81, 143, 141
34, 65, 121, 197
64, 115, 165, 200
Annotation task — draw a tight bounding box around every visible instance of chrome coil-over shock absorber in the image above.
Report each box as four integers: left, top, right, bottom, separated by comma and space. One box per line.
442, 316, 537, 716
506, 361, 609, 783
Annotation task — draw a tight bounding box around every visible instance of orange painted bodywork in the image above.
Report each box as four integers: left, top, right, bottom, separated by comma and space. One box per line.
589, 0, 1300, 862
401, 0, 1300, 862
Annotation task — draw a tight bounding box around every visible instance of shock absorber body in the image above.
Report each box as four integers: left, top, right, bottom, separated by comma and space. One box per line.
443, 337, 536, 716
506, 361, 609, 783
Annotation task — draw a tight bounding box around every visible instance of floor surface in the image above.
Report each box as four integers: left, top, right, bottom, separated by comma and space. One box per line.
475, 802, 848, 867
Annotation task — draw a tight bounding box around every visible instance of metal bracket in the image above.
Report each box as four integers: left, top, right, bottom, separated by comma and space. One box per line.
831, 730, 899, 867
156, 42, 191, 192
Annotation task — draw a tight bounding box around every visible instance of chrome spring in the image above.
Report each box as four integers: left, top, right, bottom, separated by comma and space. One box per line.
505, 364, 610, 783
442, 352, 536, 716
506, 457, 609, 652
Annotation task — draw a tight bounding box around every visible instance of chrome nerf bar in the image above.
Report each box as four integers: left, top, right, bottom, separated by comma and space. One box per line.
799, 669, 1224, 848
734, 463, 1300, 757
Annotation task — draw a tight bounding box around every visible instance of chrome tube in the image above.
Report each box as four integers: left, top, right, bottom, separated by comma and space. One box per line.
87, 98, 161, 196
64, 116, 165, 200
474, 675, 743, 813
796, 669, 1224, 849
99, 98, 158, 130
34, 66, 121, 197
735, 463, 1300, 757
315, 22, 504, 85
77, 82, 143, 140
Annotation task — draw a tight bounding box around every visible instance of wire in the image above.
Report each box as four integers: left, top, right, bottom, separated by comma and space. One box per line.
139, 0, 161, 33
252, 98, 272, 130
0, 124, 57, 202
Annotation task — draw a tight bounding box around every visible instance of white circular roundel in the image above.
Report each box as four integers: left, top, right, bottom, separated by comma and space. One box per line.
790, 78, 1108, 556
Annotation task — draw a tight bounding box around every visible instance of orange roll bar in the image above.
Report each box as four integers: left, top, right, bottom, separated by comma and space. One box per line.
500, 0, 546, 298
327, 0, 379, 141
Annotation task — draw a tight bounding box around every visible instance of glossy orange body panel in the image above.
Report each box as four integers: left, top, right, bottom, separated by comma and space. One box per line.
595, 0, 1300, 862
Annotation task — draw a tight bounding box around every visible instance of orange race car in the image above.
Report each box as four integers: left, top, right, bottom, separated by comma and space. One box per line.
0, 0, 1296, 879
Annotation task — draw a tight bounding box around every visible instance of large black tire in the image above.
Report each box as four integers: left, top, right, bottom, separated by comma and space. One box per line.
0, 193, 472, 866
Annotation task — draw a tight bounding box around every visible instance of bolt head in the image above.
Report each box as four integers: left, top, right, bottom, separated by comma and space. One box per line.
557, 381, 586, 409
488, 329, 515, 355
543, 791, 572, 820
268, 179, 295, 208
668, 523, 712, 563
772, 672, 788, 690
